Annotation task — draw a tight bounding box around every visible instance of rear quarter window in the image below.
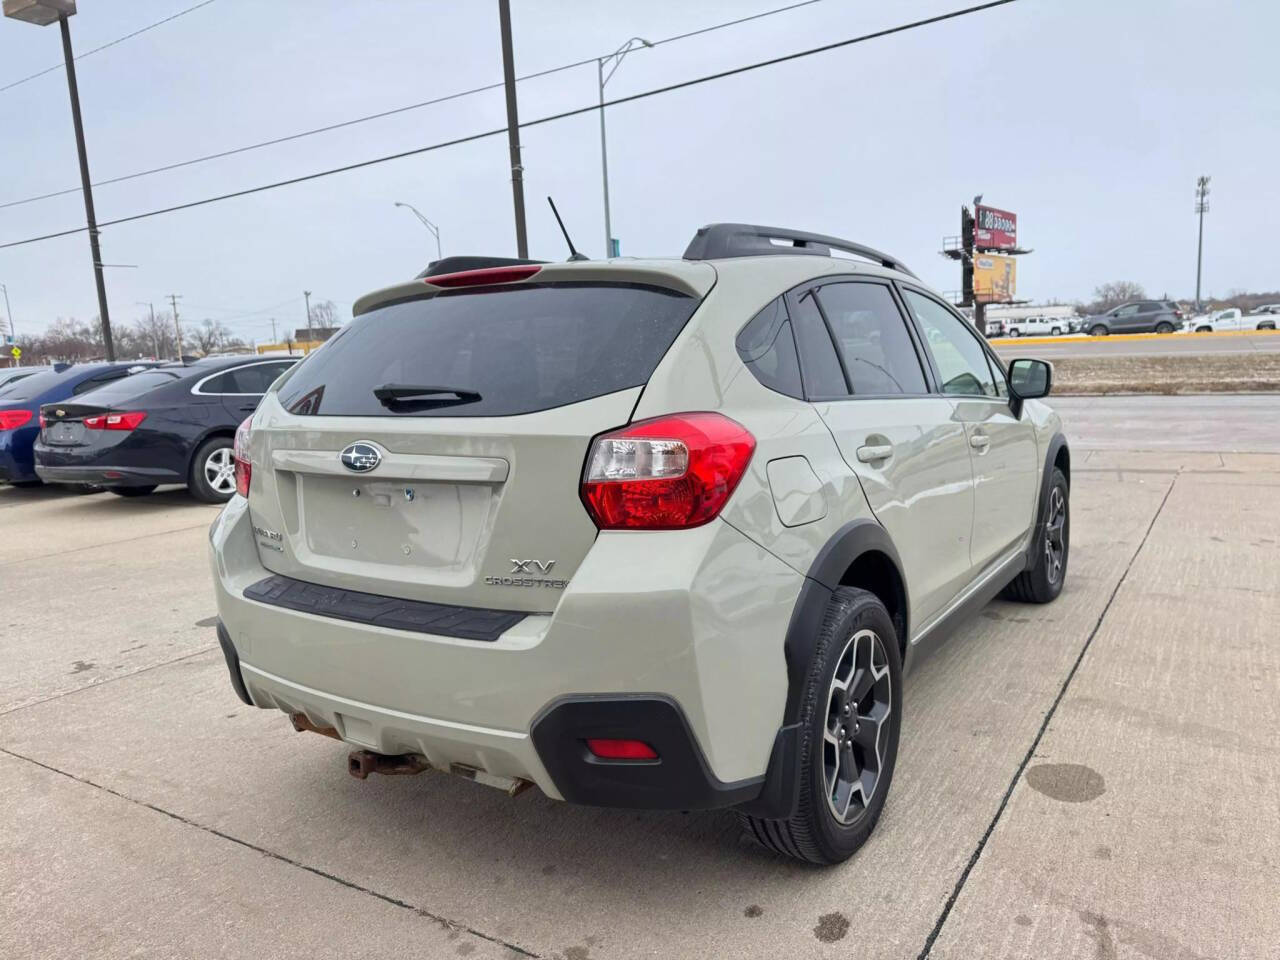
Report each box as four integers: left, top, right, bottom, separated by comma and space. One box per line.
278, 283, 700, 417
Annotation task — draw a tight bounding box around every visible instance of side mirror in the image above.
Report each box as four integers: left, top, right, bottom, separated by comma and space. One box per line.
1008, 358, 1052, 417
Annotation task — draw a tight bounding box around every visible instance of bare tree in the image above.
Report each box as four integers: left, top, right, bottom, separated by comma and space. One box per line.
1090, 281, 1146, 313
308, 299, 340, 330
193, 318, 231, 355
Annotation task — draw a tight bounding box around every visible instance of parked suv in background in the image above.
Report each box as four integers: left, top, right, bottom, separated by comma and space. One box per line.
35, 355, 297, 501
1082, 299, 1183, 335
210, 225, 1069, 865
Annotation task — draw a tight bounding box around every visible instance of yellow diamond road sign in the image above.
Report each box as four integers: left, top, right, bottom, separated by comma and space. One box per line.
9, 346, 19, 360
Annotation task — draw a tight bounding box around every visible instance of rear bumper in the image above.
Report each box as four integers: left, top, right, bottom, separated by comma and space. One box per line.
209, 496, 801, 807
33, 463, 182, 486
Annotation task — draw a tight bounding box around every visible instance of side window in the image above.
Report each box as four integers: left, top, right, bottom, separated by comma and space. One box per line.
813, 282, 927, 396
198, 371, 240, 394
229, 362, 291, 394
901, 290, 998, 398
1114, 304, 1139, 317
735, 298, 803, 399
789, 291, 848, 398
986, 353, 1009, 398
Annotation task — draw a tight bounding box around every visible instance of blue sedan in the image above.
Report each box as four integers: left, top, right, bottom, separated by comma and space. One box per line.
0, 363, 153, 486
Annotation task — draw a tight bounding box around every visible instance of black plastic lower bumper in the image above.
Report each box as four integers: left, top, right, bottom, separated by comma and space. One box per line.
216, 620, 254, 706
34, 463, 182, 486
530, 695, 767, 811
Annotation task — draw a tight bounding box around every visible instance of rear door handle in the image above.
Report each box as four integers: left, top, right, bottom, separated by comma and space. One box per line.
969, 433, 990, 452
856, 443, 893, 464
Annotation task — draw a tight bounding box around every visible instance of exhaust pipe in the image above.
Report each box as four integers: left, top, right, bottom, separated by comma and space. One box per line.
347, 749, 431, 779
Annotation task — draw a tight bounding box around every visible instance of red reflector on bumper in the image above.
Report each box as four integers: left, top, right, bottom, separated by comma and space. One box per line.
585, 738, 658, 760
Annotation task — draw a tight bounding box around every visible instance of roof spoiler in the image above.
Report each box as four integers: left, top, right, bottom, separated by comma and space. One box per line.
682, 223, 916, 278
415, 256, 546, 280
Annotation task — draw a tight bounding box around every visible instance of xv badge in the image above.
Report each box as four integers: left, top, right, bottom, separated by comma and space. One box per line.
509, 559, 556, 575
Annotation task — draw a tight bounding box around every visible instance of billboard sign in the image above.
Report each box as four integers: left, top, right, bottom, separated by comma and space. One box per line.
973, 253, 1016, 303
973, 204, 1017, 250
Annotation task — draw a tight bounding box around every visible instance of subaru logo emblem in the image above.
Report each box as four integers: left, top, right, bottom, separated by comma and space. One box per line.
340, 441, 382, 473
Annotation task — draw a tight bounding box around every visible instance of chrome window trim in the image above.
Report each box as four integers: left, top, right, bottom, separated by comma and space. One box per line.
190, 359, 298, 397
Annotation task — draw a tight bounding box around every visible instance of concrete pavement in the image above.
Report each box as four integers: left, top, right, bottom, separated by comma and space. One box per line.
2, 397, 1277, 959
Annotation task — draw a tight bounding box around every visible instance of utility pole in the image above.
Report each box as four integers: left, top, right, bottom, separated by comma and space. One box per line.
136, 301, 159, 357
168, 294, 183, 358
1194, 175, 1210, 312
303, 290, 313, 346
497, 0, 528, 258
269, 318, 278, 344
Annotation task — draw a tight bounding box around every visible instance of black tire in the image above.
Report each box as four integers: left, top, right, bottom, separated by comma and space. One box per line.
1258, 322, 1276, 331
1088, 324, 1108, 337
1004, 467, 1069, 604
109, 486, 157, 498
1050, 327, 1062, 336
188, 436, 236, 504
1155, 321, 1174, 334
739, 588, 903, 865
1008, 329, 1020, 337
1196, 326, 1212, 333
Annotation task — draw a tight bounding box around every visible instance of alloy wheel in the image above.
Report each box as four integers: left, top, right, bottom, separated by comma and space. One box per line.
204, 446, 236, 495
1044, 485, 1066, 585
823, 628, 893, 824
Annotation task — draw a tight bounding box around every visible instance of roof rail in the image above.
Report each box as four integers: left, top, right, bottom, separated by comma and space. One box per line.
682, 223, 916, 278
415, 255, 546, 280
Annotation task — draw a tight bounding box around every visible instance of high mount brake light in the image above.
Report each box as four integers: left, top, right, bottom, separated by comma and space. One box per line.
83, 411, 147, 431
580, 413, 755, 530
423, 265, 542, 288
233, 415, 252, 498
0, 409, 33, 431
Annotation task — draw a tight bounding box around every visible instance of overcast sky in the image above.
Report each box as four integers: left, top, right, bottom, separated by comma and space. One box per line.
0, 0, 1276, 343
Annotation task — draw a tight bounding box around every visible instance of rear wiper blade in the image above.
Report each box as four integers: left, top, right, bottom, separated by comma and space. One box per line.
373, 383, 481, 406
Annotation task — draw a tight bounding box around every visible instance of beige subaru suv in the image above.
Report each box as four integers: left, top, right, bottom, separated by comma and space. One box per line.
210, 224, 1069, 865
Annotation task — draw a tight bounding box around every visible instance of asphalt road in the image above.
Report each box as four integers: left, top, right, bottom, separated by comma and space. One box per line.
992, 330, 1280, 359
3, 395, 1277, 959
1050, 394, 1280, 453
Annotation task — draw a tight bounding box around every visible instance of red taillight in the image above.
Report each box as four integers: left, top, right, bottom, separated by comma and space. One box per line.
233, 415, 252, 497
585, 739, 659, 761
0, 409, 33, 431
38, 411, 47, 428
424, 265, 541, 288
83, 411, 146, 431
580, 413, 755, 530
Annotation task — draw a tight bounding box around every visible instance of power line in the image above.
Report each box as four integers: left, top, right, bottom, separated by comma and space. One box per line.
0, 0, 220, 95
0, 0, 1018, 253
0, 0, 831, 213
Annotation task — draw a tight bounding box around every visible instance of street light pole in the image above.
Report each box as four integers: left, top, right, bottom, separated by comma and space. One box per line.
3, 2, 114, 359
496, 0, 528, 258
1, 282, 13, 341
394, 202, 443, 261
303, 290, 313, 348
1194, 175, 1210, 313
597, 37, 652, 258
58, 14, 114, 361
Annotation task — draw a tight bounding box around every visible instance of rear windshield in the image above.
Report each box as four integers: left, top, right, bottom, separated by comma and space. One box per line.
278, 282, 699, 417
76, 370, 180, 404
0, 367, 82, 401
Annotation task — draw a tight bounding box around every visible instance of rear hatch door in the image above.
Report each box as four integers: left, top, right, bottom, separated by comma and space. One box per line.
245, 266, 712, 614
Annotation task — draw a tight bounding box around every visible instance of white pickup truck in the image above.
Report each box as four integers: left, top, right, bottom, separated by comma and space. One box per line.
1185, 308, 1277, 333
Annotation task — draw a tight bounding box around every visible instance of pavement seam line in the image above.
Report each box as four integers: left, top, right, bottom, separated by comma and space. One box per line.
0, 520, 212, 568
0, 646, 217, 718
915, 473, 1179, 960
0, 746, 542, 960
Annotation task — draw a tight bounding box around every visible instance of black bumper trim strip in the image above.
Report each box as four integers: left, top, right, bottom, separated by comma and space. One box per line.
242, 573, 527, 642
